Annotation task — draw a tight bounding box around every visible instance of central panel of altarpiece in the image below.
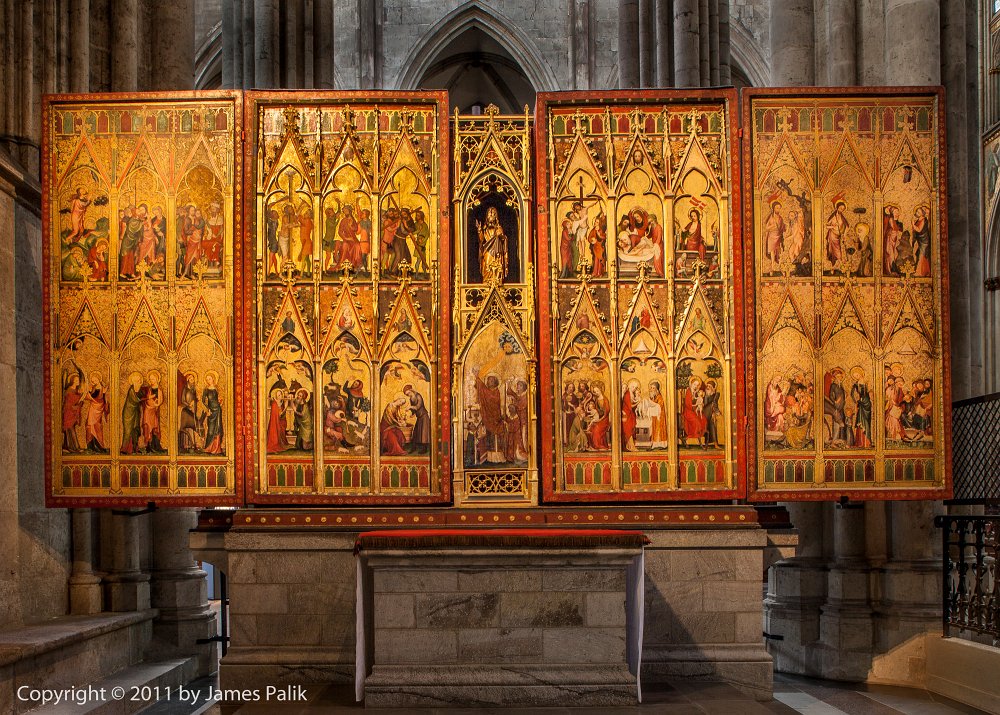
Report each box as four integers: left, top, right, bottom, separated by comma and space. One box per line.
41, 88, 952, 509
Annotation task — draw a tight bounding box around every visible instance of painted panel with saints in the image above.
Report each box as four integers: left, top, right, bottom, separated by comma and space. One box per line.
43, 93, 241, 506
248, 93, 450, 504
746, 89, 951, 499
452, 106, 536, 506
536, 91, 744, 502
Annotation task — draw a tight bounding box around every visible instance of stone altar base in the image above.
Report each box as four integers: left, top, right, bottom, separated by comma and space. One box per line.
365, 665, 637, 708
190, 506, 773, 709
358, 534, 643, 708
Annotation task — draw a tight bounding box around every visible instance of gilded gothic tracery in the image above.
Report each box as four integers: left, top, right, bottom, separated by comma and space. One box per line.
249, 93, 450, 504
451, 105, 537, 506
747, 90, 950, 498
536, 92, 743, 501
44, 93, 241, 505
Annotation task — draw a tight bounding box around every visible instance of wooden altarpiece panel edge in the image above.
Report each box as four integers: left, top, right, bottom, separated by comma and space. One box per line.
43, 90, 245, 507
242, 91, 453, 506
742, 86, 953, 502
535, 89, 747, 503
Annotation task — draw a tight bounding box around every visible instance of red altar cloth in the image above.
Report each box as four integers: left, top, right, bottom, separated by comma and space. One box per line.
354, 528, 650, 554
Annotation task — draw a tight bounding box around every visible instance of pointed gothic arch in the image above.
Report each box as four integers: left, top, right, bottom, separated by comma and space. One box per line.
393, 2, 559, 97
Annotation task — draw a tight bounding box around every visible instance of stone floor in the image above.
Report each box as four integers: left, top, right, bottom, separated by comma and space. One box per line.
163, 672, 987, 715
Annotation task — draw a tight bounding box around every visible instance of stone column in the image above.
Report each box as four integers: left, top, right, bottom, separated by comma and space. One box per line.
654, 0, 673, 87
764, 502, 828, 674
825, 0, 856, 85
314, 0, 335, 89
718, 0, 730, 85
698, 0, 709, 84
149, 510, 217, 676
284, 0, 302, 88
875, 1, 946, 681
769, 0, 815, 85
942, 1, 972, 400
150, 0, 194, 90
884, 0, 940, 85
570, 0, 592, 90
638, 0, 654, 87
709, 0, 720, 86
69, 509, 103, 614
111, 0, 139, 91
242, 0, 255, 89
818, 504, 873, 679
221, 0, 235, 88
673, 0, 699, 87
254, 0, 276, 88
0, 164, 21, 629
19, 0, 36, 172
105, 513, 151, 612
69, 0, 90, 92
617, 0, 639, 89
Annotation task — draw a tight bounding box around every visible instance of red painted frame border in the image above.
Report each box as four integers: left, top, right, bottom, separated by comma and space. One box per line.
43, 90, 246, 508
741, 86, 953, 502
534, 89, 746, 504
242, 91, 453, 506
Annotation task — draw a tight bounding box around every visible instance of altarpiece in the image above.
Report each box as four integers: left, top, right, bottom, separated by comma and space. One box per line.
41, 88, 952, 508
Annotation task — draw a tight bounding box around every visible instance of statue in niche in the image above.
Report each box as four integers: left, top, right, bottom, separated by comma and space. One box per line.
477, 206, 509, 285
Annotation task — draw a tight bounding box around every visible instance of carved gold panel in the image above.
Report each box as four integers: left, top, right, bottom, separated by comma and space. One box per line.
451, 105, 537, 507
536, 91, 745, 502
246, 92, 451, 504
43, 92, 242, 506
745, 88, 952, 500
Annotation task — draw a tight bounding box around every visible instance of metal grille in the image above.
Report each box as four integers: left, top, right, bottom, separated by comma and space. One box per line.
950, 393, 1000, 502
936, 515, 1000, 643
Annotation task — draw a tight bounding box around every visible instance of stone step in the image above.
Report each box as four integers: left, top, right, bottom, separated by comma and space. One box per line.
27, 658, 198, 715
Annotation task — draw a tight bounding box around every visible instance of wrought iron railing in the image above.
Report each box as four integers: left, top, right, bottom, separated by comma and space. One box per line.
936, 515, 999, 642
951, 393, 1000, 504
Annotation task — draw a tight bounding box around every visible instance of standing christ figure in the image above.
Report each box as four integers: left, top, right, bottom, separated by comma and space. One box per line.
477, 207, 509, 284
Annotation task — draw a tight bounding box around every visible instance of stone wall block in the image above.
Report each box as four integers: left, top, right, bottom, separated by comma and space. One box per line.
374, 629, 458, 664
542, 627, 627, 663
374, 593, 415, 628
585, 591, 627, 627
707, 580, 763, 612
414, 593, 499, 628
501, 592, 584, 627
457, 628, 544, 662
287, 582, 354, 615
228, 583, 288, 615
229, 614, 258, 647
541, 568, 626, 591
320, 614, 355, 647
457, 569, 543, 592
647, 580, 703, 614
229, 552, 346, 584
670, 612, 737, 644
736, 611, 764, 643
256, 614, 325, 646
374, 569, 458, 593
668, 551, 760, 581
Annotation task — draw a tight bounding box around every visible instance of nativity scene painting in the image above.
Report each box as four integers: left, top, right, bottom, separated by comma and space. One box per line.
748, 90, 948, 497
44, 94, 239, 505
249, 94, 449, 503
537, 93, 741, 500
